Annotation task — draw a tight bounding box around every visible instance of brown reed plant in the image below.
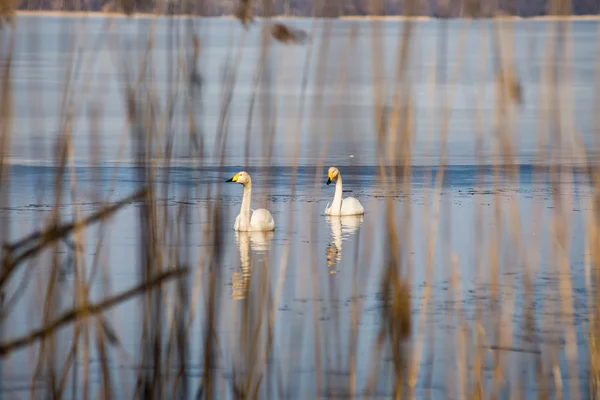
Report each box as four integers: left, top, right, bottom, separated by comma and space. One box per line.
0, 0, 597, 399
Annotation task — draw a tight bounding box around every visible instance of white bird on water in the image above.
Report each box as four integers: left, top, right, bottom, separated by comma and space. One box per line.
324, 166, 364, 216
226, 171, 275, 232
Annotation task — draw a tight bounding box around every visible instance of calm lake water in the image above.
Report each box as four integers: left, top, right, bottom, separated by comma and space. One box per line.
0, 15, 597, 399
5, 14, 600, 166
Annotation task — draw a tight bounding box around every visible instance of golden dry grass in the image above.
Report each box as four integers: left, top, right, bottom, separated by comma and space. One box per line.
0, 0, 597, 398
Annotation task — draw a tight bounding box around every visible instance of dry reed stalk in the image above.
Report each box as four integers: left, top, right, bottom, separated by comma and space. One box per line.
261, 22, 318, 372
11, 25, 52, 394
485, 31, 510, 374
525, 17, 559, 398
0, 22, 14, 400
587, 192, 600, 400
363, 12, 395, 399
29, 26, 85, 393
387, 12, 418, 400
549, 18, 581, 400
318, 23, 360, 399
152, 26, 193, 399
0, 267, 188, 356
363, 2, 415, 398
58, 51, 96, 398
244, 22, 310, 389
468, 17, 493, 400
102, 20, 160, 201
586, 8, 600, 400
0, 20, 13, 246
228, 16, 277, 399
490, 18, 526, 398
405, 24, 439, 398
179, 28, 211, 355
406, 18, 471, 397
0, 188, 147, 290
296, 19, 334, 398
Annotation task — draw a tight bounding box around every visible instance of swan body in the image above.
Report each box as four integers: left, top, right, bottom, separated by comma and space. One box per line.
324, 167, 364, 216
226, 171, 275, 232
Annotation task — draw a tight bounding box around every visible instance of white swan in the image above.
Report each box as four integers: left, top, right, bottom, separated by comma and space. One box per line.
226, 171, 275, 232
324, 167, 365, 216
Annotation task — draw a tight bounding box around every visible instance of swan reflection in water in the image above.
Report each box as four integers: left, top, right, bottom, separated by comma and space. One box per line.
232, 230, 274, 300
325, 215, 364, 274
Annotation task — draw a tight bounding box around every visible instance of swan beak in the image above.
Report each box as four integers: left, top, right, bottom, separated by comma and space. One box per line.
326, 177, 332, 185
226, 173, 239, 183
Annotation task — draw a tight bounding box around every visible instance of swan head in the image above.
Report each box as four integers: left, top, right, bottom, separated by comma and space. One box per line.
226, 171, 251, 185
326, 167, 339, 185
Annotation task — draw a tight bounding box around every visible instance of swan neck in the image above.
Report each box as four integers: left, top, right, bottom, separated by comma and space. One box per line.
333, 175, 343, 212
240, 182, 252, 227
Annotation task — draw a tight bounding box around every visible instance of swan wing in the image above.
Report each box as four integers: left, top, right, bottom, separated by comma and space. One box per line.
250, 208, 275, 231
340, 197, 364, 216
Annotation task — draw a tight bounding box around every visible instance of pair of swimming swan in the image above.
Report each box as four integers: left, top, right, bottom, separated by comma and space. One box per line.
225, 167, 364, 232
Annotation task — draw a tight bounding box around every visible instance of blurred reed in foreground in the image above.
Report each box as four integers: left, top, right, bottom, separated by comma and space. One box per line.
0, 0, 597, 398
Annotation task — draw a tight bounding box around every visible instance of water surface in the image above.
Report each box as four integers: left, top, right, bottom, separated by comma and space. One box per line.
0, 14, 597, 399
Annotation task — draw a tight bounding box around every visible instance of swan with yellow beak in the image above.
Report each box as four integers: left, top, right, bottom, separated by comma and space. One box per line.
324, 167, 364, 216
225, 171, 275, 231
